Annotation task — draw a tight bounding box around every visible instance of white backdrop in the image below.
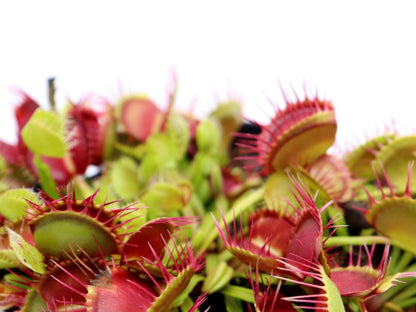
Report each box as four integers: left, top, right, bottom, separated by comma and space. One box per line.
1, 1, 416, 148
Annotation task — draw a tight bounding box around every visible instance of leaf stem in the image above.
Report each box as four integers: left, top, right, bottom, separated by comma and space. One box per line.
221, 285, 255, 303
324, 235, 391, 247
395, 250, 415, 273
48, 77, 56, 112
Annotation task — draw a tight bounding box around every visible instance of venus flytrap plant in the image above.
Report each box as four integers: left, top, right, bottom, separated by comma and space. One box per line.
1, 187, 206, 311
0, 89, 113, 199
26, 186, 136, 259
37, 234, 204, 312
328, 244, 416, 311
263, 165, 350, 238
211, 175, 335, 280
237, 92, 351, 243
75, 233, 204, 312
2, 81, 416, 311
188, 118, 224, 206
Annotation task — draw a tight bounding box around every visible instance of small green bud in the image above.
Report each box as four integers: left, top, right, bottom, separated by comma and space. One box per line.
142, 181, 193, 214
196, 118, 221, 153
167, 113, 191, 159
110, 156, 140, 200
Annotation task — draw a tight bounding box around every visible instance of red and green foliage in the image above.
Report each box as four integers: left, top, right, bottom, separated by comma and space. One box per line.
0, 80, 416, 311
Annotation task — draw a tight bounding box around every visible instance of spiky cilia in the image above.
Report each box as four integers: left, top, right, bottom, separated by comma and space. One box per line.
26, 185, 138, 259
212, 175, 337, 279
43, 230, 205, 312
236, 93, 336, 175
364, 162, 416, 254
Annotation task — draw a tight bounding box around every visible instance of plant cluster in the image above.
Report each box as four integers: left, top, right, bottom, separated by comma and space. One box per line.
0, 78, 416, 311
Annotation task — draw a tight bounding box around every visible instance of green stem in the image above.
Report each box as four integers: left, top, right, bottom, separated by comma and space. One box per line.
344, 297, 366, 312
395, 250, 415, 274
33, 154, 59, 198
324, 235, 391, 247
398, 296, 416, 309
388, 246, 402, 275
221, 285, 255, 303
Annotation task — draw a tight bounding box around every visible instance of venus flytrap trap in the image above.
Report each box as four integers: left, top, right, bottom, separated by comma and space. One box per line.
329, 244, 416, 307
115, 94, 165, 143
21, 109, 67, 159
1, 79, 416, 311
369, 246, 416, 311
0, 188, 206, 311
235, 94, 337, 174
363, 163, 416, 254
0, 90, 113, 200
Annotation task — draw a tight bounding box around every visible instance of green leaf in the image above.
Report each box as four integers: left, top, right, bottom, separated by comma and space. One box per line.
221, 285, 255, 303
196, 118, 221, 154
0, 188, 39, 221
21, 108, 66, 157
138, 133, 179, 184
225, 295, 245, 312
7, 227, 46, 274
167, 113, 191, 160
146, 132, 178, 161
202, 256, 234, 293
33, 154, 59, 198
209, 100, 243, 157
142, 182, 191, 213
110, 156, 140, 201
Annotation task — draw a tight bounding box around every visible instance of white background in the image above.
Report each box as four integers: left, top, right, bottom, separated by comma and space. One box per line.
1, 1, 416, 149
